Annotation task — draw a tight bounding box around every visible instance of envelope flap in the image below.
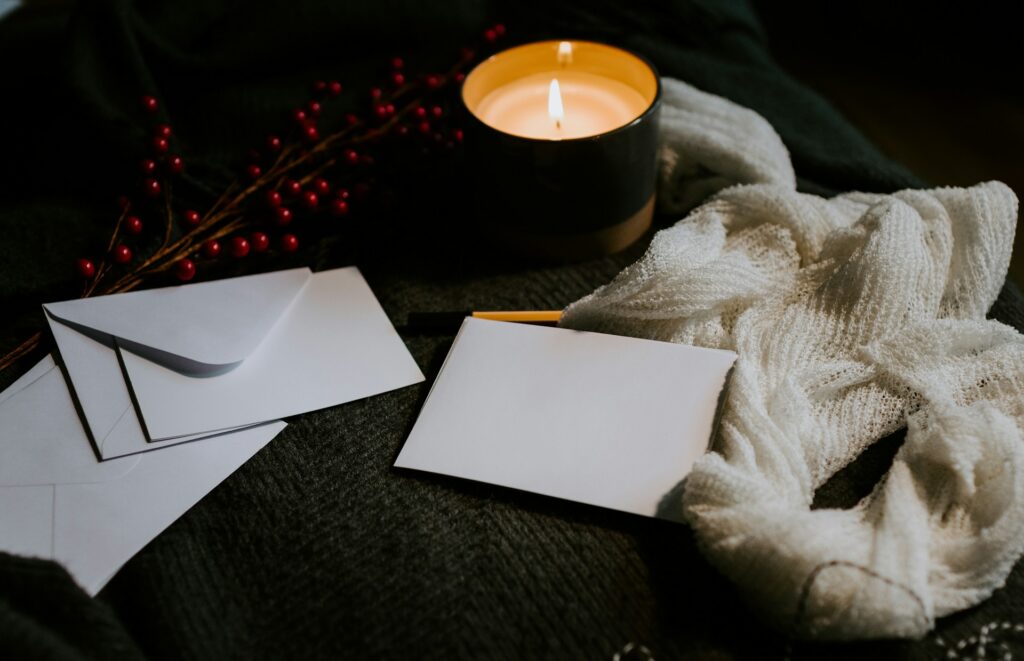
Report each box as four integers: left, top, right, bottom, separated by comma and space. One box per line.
43, 268, 311, 372
0, 357, 139, 486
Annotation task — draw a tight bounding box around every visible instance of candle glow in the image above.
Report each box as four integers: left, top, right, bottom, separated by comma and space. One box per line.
465, 41, 654, 141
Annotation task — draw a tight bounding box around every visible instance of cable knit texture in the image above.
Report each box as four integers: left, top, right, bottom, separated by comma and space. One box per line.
657, 79, 796, 215
561, 79, 1023, 640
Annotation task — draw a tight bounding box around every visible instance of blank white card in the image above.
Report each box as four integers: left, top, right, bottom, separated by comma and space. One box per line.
395, 318, 736, 520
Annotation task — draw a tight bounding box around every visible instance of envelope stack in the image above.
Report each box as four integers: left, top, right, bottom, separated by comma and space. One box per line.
0, 267, 423, 594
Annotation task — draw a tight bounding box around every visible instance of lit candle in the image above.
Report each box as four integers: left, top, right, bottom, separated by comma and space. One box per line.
462, 40, 661, 260
474, 68, 649, 140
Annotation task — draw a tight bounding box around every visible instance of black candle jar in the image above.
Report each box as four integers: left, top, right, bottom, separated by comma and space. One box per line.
461, 40, 661, 261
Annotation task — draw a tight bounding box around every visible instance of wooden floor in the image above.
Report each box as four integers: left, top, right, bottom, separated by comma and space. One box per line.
778, 65, 1024, 287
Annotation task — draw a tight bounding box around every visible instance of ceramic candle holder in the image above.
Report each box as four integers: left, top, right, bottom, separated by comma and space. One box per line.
462, 40, 661, 261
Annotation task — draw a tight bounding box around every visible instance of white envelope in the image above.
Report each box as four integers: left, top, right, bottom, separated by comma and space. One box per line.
395, 318, 737, 520
0, 354, 285, 595
44, 268, 310, 459
44, 266, 424, 451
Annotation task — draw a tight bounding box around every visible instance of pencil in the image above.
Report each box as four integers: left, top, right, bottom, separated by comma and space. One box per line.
470, 310, 562, 323
406, 310, 562, 330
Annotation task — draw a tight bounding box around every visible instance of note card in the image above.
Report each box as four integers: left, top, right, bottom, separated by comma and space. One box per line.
395, 318, 736, 520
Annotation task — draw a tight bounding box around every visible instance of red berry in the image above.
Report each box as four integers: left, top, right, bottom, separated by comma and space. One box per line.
494, 24, 505, 36
346, 113, 359, 126
266, 190, 282, 208
425, 74, 441, 89
140, 158, 157, 175
201, 239, 221, 258
303, 124, 319, 142
280, 234, 299, 252
453, 128, 464, 142
75, 258, 96, 279
336, 187, 350, 199
385, 103, 395, 115
418, 121, 431, 134
112, 244, 132, 265
330, 199, 349, 216
328, 81, 342, 96
370, 87, 383, 100
396, 124, 410, 137
246, 164, 262, 180
175, 258, 196, 281
266, 135, 282, 152
275, 207, 293, 226
229, 236, 250, 258
284, 180, 302, 197
484, 28, 497, 42
141, 96, 158, 113
125, 215, 143, 234
293, 108, 308, 124
414, 106, 427, 119
374, 104, 388, 119
183, 209, 201, 226
167, 155, 184, 174
156, 124, 172, 138
431, 105, 443, 118
250, 231, 270, 253
391, 72, 405, 86
312, 80, 327, 94
302, 190, 318, 210
308, 101, 322, 117
143, 178, 161, 197
454, 72, 466, 83
152, 136, 169, 153
344, 149, 359, 165
313, 178, 330, 195
391, 56, 404, 70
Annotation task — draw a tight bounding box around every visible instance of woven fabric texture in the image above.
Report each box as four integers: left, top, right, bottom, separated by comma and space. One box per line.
562, 79, 1023, 640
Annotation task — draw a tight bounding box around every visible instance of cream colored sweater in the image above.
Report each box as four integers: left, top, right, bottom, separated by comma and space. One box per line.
561, 78, 1022, 640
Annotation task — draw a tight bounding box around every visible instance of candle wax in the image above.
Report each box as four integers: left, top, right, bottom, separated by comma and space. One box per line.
474, 71, 649, 140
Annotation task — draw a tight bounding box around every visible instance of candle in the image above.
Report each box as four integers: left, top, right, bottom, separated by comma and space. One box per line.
462, 41, 661, 261
475, 71, 649, 140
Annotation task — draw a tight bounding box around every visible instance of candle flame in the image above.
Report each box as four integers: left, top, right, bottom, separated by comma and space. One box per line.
548, 78, 564, 129
557, 41, 573, 65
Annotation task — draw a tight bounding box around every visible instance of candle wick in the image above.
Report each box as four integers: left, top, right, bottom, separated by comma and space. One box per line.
555, 119, 561, 130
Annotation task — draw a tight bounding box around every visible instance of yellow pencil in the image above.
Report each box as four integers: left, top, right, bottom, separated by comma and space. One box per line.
470, 310, 563, 323
406, 310, 562, 330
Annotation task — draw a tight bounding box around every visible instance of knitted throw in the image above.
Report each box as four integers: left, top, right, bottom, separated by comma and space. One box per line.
561, 79, 1023, 640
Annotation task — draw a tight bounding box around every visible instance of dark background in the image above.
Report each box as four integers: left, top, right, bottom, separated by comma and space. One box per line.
754, 1, 1024, 283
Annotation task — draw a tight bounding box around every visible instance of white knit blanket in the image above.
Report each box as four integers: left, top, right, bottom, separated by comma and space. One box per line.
561, 79, 1022, 640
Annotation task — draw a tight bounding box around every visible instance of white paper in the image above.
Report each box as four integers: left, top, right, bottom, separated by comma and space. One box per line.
46, 312, 256, 460
395, 318, 736, 520
44, 268, 312, 372
0, 355, 285, 595
0, 356, 139, 485
121, 267, 424, 440
43, 268, 309, 459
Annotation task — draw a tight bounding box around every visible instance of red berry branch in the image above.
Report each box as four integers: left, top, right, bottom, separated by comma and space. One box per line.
0, 23, 507, 374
